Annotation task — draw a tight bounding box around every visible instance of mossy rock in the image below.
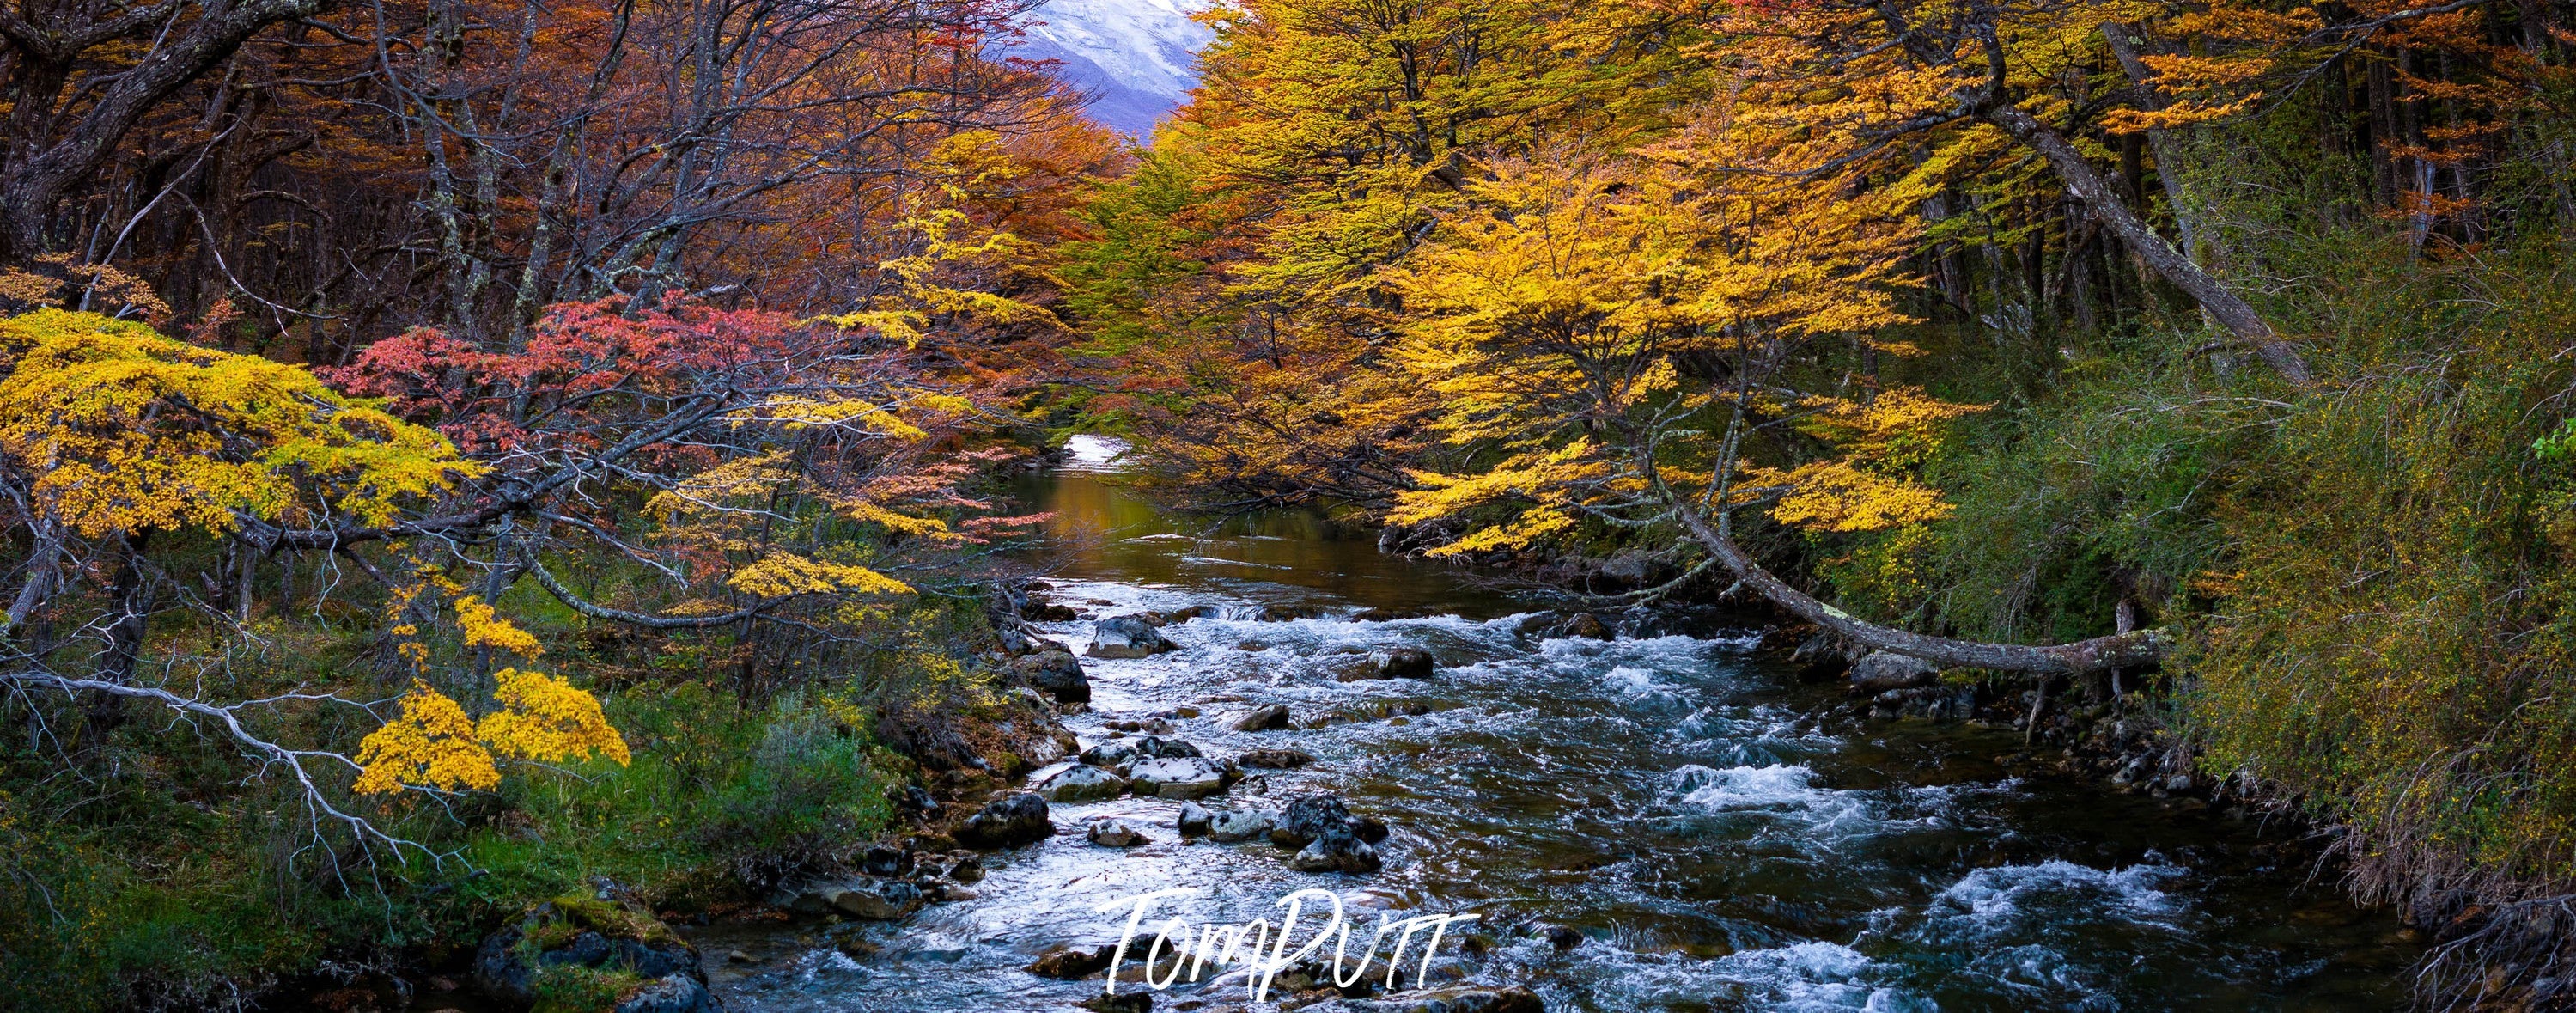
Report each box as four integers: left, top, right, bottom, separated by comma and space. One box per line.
472, 895, 709, 1011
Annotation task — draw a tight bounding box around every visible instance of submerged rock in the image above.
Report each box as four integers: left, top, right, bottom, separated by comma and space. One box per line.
1238, 748, 1315, 769
1353, 986, 1546, 1013
955, 793, 1053, 849
1561, 613, 1611, 639
1087, 614, 1174, 658
1080, 992, 1154, 1013
1028, 943, 1117, 979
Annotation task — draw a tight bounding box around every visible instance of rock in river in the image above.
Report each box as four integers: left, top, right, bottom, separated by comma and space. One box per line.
823, 878, 926, 920
1087, 614, 1174, 658
1130, 735, 1203, 760
1038, 763, 1128, 802
955, 793, 1053, 849
1378, 647, 1436, 679
1287, 825, 1381, 874
1208, 807, 1276, 843
1087, 818, 1150, 847
1129, 756, 1233, 799
1008, 650, 1092, 703
1227, 703, 1294, 731
1361, 986, 1547, 1013
1238, 747, 1314, 769
1079, 740, 1136, 772
1028, 944, 1117, 979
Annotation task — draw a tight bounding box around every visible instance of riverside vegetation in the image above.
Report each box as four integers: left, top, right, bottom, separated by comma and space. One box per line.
2, 0, 2575, 1010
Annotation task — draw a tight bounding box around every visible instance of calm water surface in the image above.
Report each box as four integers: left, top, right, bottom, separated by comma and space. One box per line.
693, 436, 2422, 1012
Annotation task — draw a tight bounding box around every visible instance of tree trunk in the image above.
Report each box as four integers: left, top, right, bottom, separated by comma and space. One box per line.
87, 534, 152, 730
1983, 103, 2317, 386
0, 0, 328, 258
1672, 500, 2166, 674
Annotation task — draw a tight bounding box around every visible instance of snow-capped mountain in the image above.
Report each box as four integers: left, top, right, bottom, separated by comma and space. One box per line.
1013, 0, 1214, 138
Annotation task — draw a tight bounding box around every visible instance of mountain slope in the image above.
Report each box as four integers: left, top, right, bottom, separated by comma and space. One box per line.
1015, 0, 1212, 137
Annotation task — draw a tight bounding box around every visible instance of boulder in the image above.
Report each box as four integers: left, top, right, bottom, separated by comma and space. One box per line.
1207, 808, 1276, 843
1028, 944, 1117, 979
823, 878, 926, 920
471, 895, 706, 1010
955, 793, 1053, 849
1271, 795, 1360, 847
1227, 704, 1294, 731
1038, 764, 1128, 802
1532, 923, 1585, 951
1562, 613, 1611, 639
894, 784, 941, 818
936, 852, 985, 883
1378, 647, 1436, 679
1177, 802, 1216, 837
1008, 650, 1092, 704
1130, 735, 1203, 760
1333, 657, 1394, 681
1238, 748, 1314, 769
860, 845, 910, 877
1286, 825, 1381, 874
1129, 756, 1232, 799
1081, 992, 1153, 1013
1087, 614, 1174, 658
1087, 818, 1150, 847
1847, 650, 1939, 693
616, 975, 722, 1013
1079, 740, 1137, 772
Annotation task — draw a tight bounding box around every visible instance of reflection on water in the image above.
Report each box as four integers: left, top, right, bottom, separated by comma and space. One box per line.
1010, 447, 1521, 618
695, 450, 2422, 1012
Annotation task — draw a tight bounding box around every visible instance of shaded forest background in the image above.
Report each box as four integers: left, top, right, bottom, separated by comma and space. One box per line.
7, 0, 2576, 1009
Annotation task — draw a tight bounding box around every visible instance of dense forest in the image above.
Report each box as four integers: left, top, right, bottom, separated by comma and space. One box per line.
3, 0, 2574, 1009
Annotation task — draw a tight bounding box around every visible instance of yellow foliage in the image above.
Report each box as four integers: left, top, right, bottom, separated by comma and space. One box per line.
0, 310, 476, 538
353, 681, 501, 795
453, 596, 543, 658
725, 553, 914, 597
1745, 460, 1957, 534
477, 668, 631, 766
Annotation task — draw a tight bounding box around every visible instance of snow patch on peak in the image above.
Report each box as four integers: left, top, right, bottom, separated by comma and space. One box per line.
1016, 0, 1215, 137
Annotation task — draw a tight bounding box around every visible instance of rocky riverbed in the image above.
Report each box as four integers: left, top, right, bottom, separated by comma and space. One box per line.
668, 437, 2427, 1012
460, 443, 2427, 1013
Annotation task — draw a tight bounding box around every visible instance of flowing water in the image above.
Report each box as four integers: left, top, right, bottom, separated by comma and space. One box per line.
695, 437, 2424, 1011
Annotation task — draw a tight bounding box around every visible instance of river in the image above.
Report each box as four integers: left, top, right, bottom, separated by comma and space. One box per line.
691, 436, 2423, 1012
